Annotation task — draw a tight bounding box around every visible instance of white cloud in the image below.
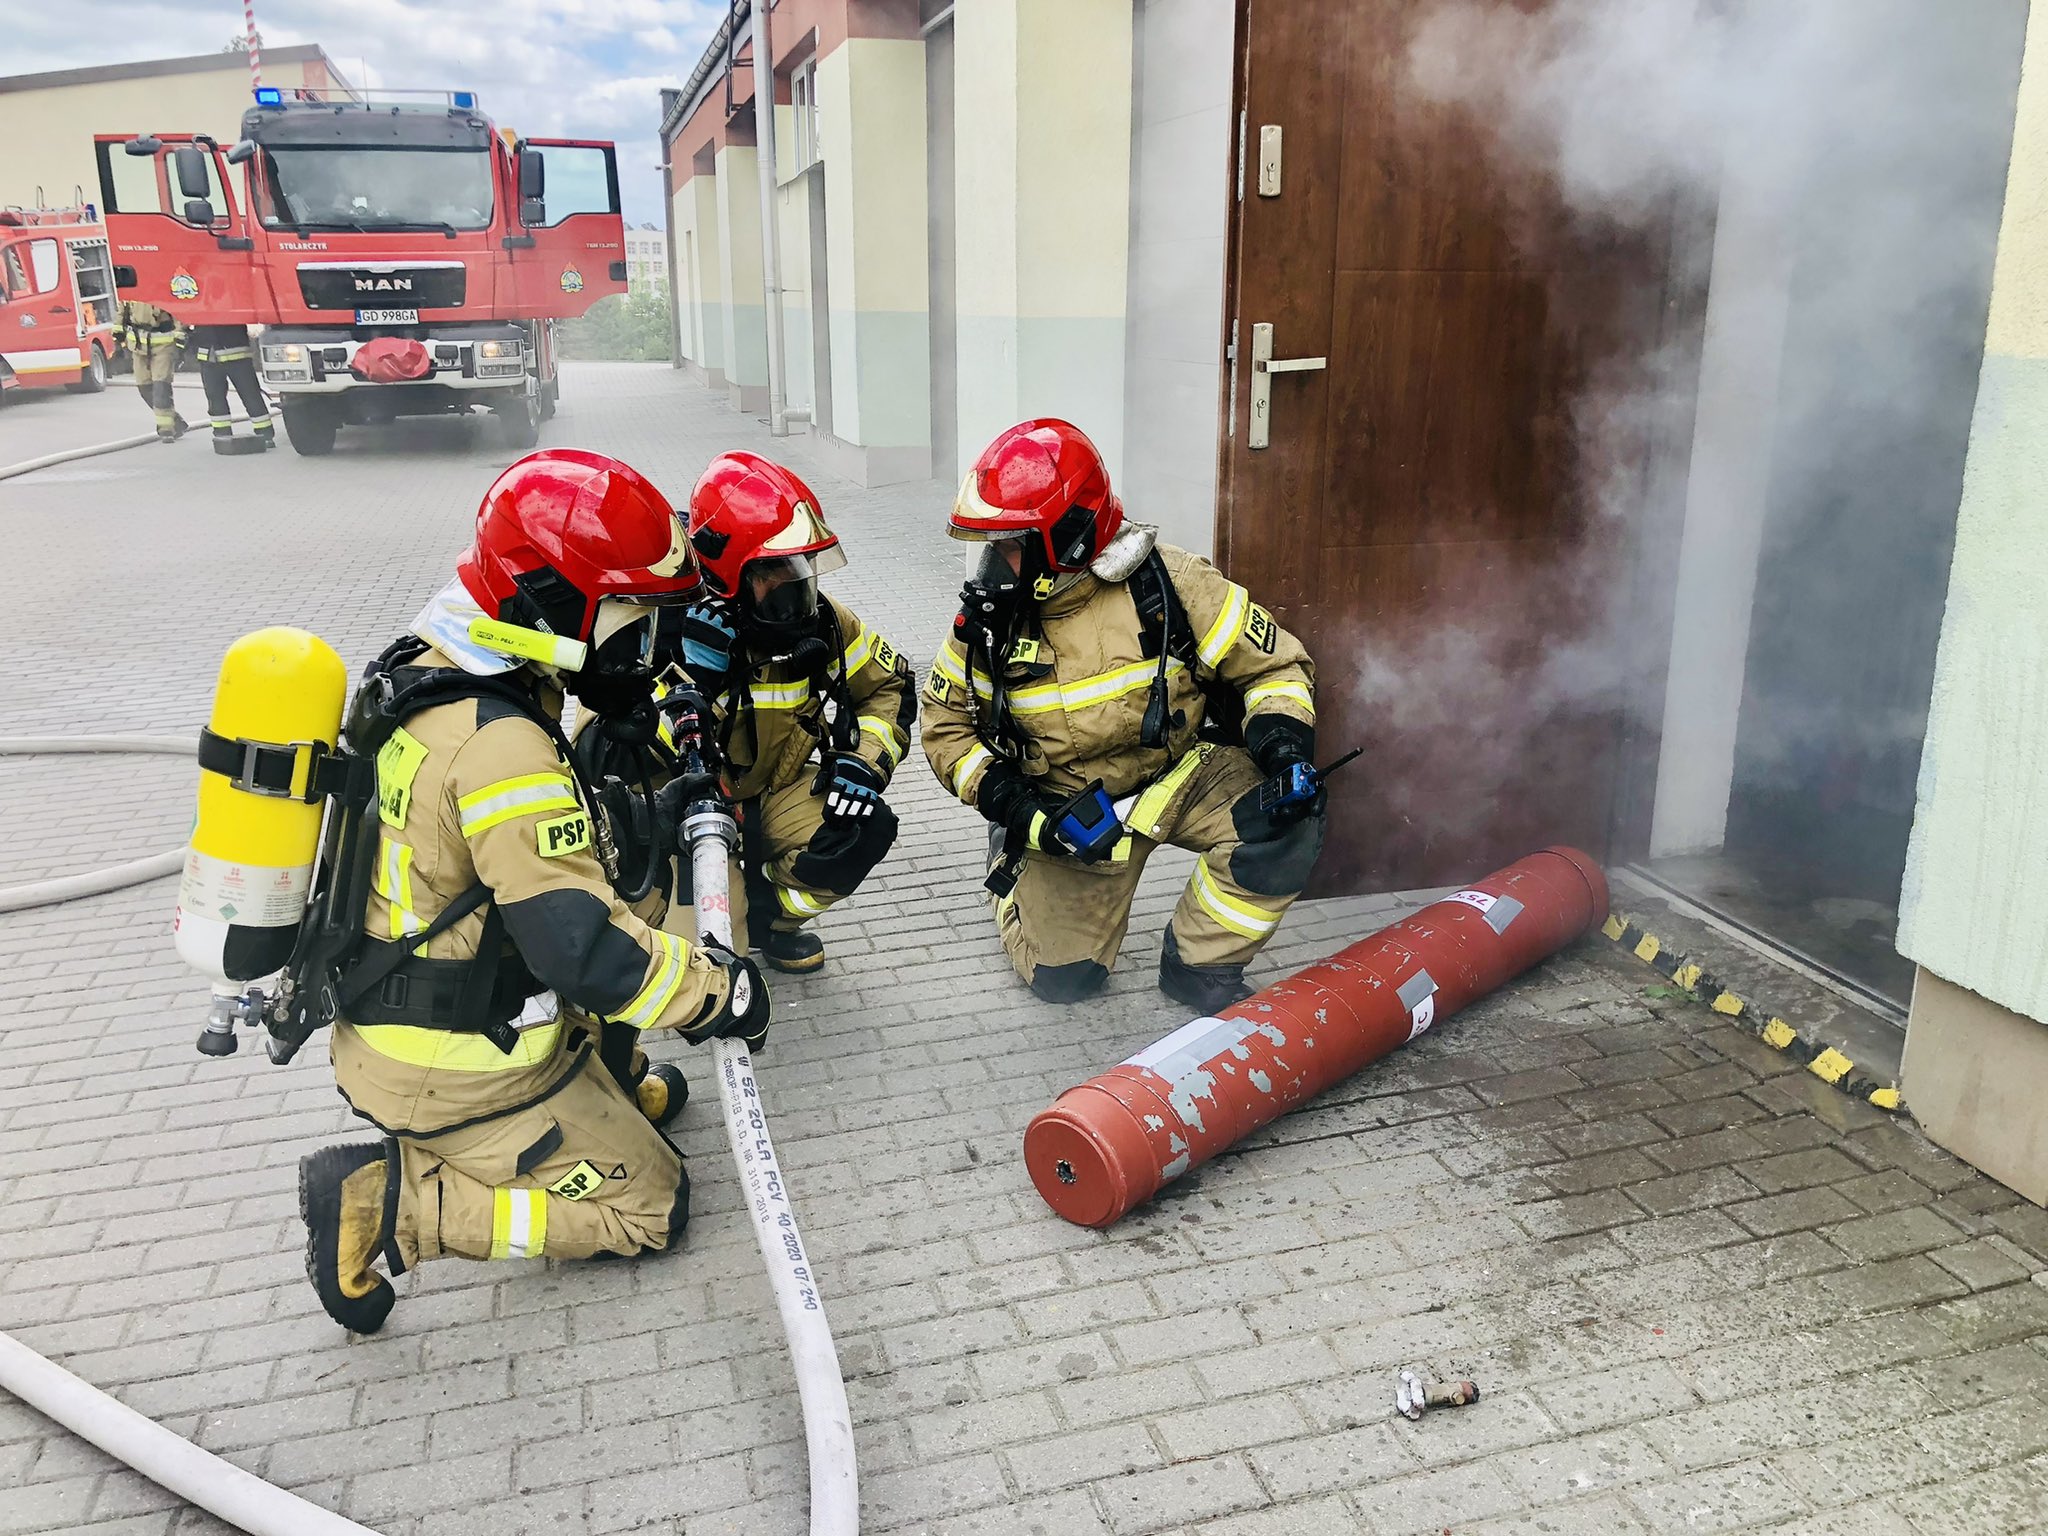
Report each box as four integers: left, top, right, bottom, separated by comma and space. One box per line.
6, 0, 725, 222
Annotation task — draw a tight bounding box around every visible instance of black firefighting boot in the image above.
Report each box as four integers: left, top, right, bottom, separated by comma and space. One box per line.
1158, 928, 1254, 1014
761, 926, 825, 974
637, 1062, 689, 1129
299, 1140, 400, 1335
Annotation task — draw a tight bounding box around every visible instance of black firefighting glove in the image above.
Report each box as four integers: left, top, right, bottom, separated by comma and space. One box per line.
690, 943, 771, 1053
813, 752, 886, 825
1245, 714, 1322, 826
976, 761, 1058, 850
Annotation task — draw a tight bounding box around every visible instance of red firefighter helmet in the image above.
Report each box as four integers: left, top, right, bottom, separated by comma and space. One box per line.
457, 449, 701, 647
950, 420, 1125, 589
687, 452, 846, 637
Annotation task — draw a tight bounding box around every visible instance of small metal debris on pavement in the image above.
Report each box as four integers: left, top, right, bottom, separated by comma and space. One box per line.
1396, 1367, 1480, 1421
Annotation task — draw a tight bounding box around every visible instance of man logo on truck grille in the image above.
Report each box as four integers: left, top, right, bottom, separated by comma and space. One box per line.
353, 276, 414, 293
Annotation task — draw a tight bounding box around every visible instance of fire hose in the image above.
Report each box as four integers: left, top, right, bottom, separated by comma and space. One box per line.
0, 1331, 383, 1536
0, 737, 192, 913
672, 706, 860, 1534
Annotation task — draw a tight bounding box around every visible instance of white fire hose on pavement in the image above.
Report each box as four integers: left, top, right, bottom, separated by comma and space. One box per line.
0, 1332, 384, 1536
676, 698, 860, 1535
0, 737, 190, 914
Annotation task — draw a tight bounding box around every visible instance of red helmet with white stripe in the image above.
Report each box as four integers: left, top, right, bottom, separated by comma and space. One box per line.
457, 449, 701, 649
950, 420, 1124, 588
687, 452, 846, 639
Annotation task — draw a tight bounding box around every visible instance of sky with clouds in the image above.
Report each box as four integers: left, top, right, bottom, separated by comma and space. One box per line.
9, 0, 729, 226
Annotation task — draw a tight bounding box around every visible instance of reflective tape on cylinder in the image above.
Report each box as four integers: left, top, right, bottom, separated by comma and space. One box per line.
1024, 846, 1610, 1227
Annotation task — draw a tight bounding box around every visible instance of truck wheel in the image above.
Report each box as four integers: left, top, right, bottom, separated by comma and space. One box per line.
495, 396, 541, 450
283, 400, 339, 456
539, 380, 559, 422
68, 345, 109, 395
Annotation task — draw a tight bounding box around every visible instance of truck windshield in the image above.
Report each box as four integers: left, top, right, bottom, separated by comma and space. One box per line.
257, 147, 494, 231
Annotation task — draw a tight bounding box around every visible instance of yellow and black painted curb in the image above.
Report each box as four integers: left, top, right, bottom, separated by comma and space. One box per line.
1600, 913, 1903, 1113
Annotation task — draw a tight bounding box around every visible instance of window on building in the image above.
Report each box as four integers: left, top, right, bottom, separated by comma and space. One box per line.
792, 59, 820, 169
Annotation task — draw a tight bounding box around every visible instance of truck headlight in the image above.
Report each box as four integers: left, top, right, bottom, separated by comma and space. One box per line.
477, 339, 520, 360
262, 344, 305, 365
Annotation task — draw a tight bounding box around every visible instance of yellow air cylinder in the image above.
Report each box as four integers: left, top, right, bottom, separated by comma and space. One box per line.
174, 627, 348, 985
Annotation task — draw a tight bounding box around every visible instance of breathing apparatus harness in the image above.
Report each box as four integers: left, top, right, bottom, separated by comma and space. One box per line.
248, 635, 648, 1065
965, 546, 1242, 895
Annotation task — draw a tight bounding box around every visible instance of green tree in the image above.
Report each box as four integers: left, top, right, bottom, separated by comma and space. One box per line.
559, 288, 672, 362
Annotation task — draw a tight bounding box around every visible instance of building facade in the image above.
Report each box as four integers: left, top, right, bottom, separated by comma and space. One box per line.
659, 0, 1229, 553
662, 1, 2048, 1199
623, 223, 668, 291
0, 46, 352, 214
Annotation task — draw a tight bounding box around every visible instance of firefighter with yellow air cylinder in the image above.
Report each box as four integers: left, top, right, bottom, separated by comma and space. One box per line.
176, 449, 770, 1335
922, 419, 1327, 1009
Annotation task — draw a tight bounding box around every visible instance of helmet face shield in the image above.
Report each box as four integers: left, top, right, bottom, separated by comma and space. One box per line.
589, 599, 657, 672
963, 536, 1029, 595
740, 553, 821, 636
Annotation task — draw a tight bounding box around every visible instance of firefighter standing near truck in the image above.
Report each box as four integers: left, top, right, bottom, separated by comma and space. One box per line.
116, 299, 187, 440
922, 419, 1327, 1009
189, 324, 275, 451
297, 449, 770, 1336
651, 452, 917, 974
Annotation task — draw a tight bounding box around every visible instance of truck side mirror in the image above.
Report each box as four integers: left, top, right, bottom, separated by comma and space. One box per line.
521, 196, 547, 226
518, 147, 545, 201
183, 198, 217, 228
125, 136, 163, 157
173, 145, 210, 199
226, 139, 257, 166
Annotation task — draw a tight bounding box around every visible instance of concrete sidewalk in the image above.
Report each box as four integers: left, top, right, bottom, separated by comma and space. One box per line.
2, 363, 2046, 1536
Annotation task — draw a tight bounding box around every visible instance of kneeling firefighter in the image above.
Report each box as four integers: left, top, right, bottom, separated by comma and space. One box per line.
647, 452, 916, 973
223, 450, 769, 1334
921, 419, 1328, 1008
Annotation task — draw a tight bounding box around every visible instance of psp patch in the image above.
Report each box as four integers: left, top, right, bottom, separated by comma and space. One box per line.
1245, 605, 1279, 655
925, 670, 953, 704
548, 1159, 617, 1201
536, 811, 592, 858
872, 636, 901, 673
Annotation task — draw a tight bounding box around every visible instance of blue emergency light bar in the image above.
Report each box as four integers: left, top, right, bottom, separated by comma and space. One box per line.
452, 91, 477, 110
254, 86, 282, 106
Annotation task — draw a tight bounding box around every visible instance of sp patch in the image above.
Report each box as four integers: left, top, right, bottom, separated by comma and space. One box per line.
548, 1160, 608, 1201
1245, 605, 1279, 655
536, 812, 592, 858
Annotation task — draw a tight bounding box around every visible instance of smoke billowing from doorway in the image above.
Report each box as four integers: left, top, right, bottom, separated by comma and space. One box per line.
1352, 0, 2020, 862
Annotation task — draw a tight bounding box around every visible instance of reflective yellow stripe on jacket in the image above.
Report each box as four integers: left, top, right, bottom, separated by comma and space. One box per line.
1010, 658, 1186, 716
1245, 678, 1315, 718
1198, 583, 1250, 668
611, 931, 689, 1028
750, 679, 810, 711
457, 772, 578, 837
350, 1020, 565, 1072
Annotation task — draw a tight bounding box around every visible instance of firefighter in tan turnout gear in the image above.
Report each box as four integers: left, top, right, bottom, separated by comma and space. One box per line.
116, 299, 187, 440
651, 452, 916, 972
297, 449, 770, 1336
923, 420, 1326, 1008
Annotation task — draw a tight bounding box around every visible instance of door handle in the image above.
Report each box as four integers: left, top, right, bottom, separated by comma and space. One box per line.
51, 304, 72, 315
1247, 322, 1325, 449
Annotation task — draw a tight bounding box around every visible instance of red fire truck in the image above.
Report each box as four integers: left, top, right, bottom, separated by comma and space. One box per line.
0, 203, 121, 395
96, 87, 625, 455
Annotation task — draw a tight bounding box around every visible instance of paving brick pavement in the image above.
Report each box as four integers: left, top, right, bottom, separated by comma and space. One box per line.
3, 364, 2047, 1535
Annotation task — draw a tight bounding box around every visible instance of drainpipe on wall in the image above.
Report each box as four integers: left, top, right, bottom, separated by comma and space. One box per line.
751, 0, 792, 435
659, 89, 683, 370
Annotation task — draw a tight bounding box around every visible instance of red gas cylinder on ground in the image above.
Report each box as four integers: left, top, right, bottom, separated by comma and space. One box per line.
1024, 846, 1609, 1227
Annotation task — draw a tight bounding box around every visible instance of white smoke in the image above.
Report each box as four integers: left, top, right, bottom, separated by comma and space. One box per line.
1347, 0, 2024, 851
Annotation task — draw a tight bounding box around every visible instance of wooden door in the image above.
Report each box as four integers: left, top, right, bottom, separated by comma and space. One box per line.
1217, 0, 1691, 894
